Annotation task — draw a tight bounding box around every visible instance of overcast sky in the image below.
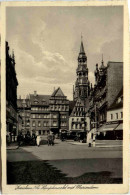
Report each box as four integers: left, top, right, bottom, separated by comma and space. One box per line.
6, 6, 123, 100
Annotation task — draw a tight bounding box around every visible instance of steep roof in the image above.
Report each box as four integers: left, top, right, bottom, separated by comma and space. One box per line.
51, 87, 65, 97
30, 94, 51, 106
69, 101, 76, 115
108, 87, 123, 110
80, 41, 85, 54
70, 98, 85, 117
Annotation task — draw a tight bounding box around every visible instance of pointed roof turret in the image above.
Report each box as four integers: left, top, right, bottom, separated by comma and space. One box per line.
80, 34, 85, 54
78, 35, 87, 63
100, 54, 105, 69
80, 40, 85, 54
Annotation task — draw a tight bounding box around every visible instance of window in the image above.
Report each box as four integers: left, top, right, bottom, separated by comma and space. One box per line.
38, 114, 41, 118
121, 112, 123, 118
43, 122, 47, 127
32, 121, 35, 127
26, 120, 30, 126
32, 114, 35, 118
53, 114, 57, 118
111, 114, 113, 120
38, 121, 41, 127
61, 122, 66, 126
27, 113, 30, 117
53, 121, 57, 126
72, 118, 74, 121
116, 113, 118, 119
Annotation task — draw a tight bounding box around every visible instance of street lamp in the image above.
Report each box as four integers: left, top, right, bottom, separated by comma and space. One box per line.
83, 98, 87, 142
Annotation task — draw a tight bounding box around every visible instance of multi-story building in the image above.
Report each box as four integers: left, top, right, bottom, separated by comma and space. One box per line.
30, 91, 50, 136
17, 97, 31, 135
87, 60, 123, 135
29, 88, 69, 136
6, 42, 18, 139
105, 87, 123, 139
49, 87, 69, 134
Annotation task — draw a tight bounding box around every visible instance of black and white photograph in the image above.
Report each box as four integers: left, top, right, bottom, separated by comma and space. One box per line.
1, 1, 129, 194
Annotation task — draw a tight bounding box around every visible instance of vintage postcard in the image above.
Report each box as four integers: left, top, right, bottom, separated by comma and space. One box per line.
1, 0, 129, 194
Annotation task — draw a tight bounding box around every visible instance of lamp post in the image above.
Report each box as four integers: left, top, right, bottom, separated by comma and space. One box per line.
83, 98, 87, 142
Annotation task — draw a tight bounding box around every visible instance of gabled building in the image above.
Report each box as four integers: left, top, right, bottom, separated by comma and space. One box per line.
69, 98, 86, 131
49, 87, 69, 134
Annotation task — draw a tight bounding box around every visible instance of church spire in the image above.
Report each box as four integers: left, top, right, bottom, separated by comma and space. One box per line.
80, 34, 85, 54
100, 54, 105, 69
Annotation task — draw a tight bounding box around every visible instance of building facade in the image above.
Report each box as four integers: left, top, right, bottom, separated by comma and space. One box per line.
19, 88, 70, 136
87, 60, 123, 138
106, 88, 123, 139
49, 87, 69, 134
6, 42, 18, 138
30, 91, 50, 136
17, 97, 31, 135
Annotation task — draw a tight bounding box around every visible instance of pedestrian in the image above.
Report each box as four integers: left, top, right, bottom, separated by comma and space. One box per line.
36, 135, 41, 147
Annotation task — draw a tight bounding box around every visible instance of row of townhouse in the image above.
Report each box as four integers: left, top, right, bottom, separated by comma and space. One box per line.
17, 88, 69, 136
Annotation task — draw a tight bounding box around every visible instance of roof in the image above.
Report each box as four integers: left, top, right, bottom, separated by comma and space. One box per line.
80, 41, 85, 54
17, 99, 30, 108
107, 61, 123, 67
51, 87, 65, 97
69, 101, 76, 115
108, 87, 123, 110
30, 94, 51, 106
70, 98, 85, 117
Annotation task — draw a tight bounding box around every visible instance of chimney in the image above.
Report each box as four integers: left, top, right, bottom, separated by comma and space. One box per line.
34, 91, 37, 96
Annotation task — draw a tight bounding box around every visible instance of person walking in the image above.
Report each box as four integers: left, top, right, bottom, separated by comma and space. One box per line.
36, 135, 41, 147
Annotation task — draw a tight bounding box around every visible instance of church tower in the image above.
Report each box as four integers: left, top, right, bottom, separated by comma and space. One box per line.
73, 37, 90, 101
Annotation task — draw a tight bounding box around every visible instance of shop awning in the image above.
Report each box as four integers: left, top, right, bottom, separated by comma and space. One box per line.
97, 125, 106, 132
98, 123, 118, 132
104, 123, 119, 132
115, 123, 123, 131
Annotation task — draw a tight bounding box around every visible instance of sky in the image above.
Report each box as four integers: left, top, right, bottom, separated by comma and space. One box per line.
6, 6, 123, 100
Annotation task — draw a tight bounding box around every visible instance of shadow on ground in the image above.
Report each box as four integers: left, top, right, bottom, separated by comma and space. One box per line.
7, 160, 122, 184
